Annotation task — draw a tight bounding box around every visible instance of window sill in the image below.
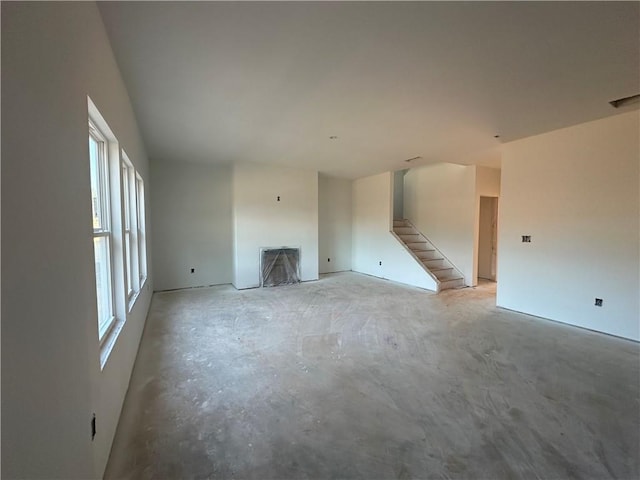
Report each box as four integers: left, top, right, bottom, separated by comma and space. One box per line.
127, 277, 148, 312
127, 290, 140, 313
101, 279, 149, 370
100, 316, 125, 370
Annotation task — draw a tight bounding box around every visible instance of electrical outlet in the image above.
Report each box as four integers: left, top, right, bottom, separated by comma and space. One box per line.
379, 261, 382, 266
327, 258, 331, 262
190, 268, 195, 274
91, 414, 96, 440
522, 235, 531, 243
277, 196, 281, 202
595, 298, 603, 307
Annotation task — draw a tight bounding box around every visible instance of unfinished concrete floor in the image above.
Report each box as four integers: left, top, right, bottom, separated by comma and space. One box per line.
105, 272, 639, 480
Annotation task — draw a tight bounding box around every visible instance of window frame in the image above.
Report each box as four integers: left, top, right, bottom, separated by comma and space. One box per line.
89, 120, 117, 343
121, 155, 135, 302
136, 173, 147, 285
121, 151, 145, 310
88, 96, 148, 367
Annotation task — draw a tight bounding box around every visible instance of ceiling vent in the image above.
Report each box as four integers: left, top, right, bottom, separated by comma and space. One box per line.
609, 94, 640, 109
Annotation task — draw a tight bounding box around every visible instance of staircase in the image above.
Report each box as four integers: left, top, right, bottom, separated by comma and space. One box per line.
392, 219, 465, 292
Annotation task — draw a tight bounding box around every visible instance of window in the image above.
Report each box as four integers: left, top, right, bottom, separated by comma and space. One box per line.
121, 155, 136, 300
121, 152, 146, 305
88, 97, 147, 362
136, 173, 147, 284
89, 121, 116, 341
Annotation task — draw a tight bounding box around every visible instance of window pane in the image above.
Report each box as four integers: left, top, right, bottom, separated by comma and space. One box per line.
93, 236, 113, 336
123, 165, 130, 230
137, 177, 147, 280
125, 231, 132, 294
89, 136, 103, 230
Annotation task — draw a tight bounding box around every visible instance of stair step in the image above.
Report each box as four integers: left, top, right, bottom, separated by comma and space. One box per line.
393, 220, 409, 227
431, 266, 453, 272
404, 242, 434, 251
438, 273, 464, 281
399, 234, 421, 242
409, 248, 435, 254
432, 268, 455, 280
415, 250, 439, 260
393, 226, 416, 235
439, 277, 466, 291
422, 258, 445, 268
411, 249, 436, 256
422, 257, 444, 264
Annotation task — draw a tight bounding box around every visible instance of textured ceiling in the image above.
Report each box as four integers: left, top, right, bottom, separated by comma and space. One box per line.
98, 1, 639, 178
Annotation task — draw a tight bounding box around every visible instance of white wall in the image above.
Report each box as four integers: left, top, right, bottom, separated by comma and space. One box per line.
232, 163, 319, 289
2, 3, 152, 478
393, 170, 406, 220
476, 166, 501, 197
352, 172, 438, 291
498, 111, 639, 341
318, 174, 352, 274
404, 163, 477, 285
151, 160, 232, 290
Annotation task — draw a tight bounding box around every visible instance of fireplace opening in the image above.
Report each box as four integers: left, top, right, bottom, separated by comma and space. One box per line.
261, 247, 300, 287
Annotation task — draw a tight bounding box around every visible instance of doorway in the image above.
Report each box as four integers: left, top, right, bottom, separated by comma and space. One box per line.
478, 196, 498, 281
